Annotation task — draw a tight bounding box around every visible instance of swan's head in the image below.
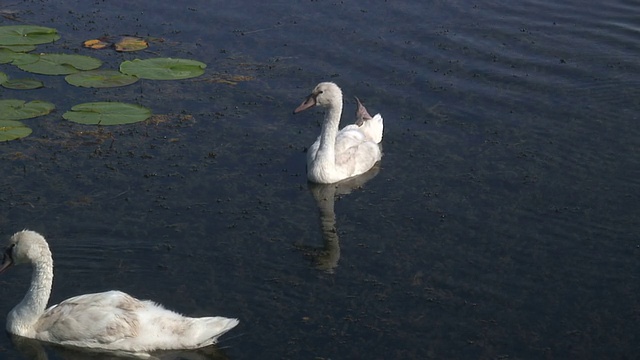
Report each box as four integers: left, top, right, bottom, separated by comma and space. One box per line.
0, 230, 51, 273
293, 82, 343, 114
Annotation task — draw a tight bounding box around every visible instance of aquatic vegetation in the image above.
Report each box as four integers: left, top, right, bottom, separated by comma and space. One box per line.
62, 102, 152, 125
0, 24, 209, 140
1, 68, 43, 89
83, 36, 149, 52
114, 36, 148, 52
65, 70, 139, 88
15, 53, 102, 75
1, 78, 43, 89
82, 38, 110, 50
0, 44, 36, 52
120, 58, 206, 80
0, 99, 55, 120
0, 25, 59, 45
0, 48, 20, 63
0, 120, 31, 142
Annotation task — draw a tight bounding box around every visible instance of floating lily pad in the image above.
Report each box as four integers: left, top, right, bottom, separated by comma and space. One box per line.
0, 25, 60, 46
16, 53, 102, 75
65, 70, 139, 88
0, 47, 38, 64
120, 58, 206, 80
63, 102, 151, 125
0, 99, 55, 120
7, 52, 40, 66
0, 44, 36, 52
0, 72, 7, 84
83, 38, 111, 50
115, 36, 148, 52
0, 120, 32, 142
2, 78, 44, 90
0, 48, 19, 64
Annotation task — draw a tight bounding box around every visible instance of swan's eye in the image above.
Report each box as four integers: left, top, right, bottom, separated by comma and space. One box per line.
318, 90, 324, 94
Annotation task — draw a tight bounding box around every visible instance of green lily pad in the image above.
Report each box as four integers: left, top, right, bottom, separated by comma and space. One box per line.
65, 70, 139, 88
0, 25, 60, 46
2, 78, 44, 90
16, 53, 102, 75
0, 48, 19, 64
0, 120, 32, 142
63, 102, 151, 125
0, 99, 55, 120
0, 72, 7, 84
0, 44, 36, 52
120, 58, 206, 80
6, 52, 40, 66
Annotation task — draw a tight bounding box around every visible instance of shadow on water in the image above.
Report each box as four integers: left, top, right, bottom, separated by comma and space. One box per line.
296, 164, 380, 273
10, 334, 231, 360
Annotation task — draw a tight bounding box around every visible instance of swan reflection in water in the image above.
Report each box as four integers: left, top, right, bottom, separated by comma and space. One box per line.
10, 333, 231, 360
297, 164, 380, 273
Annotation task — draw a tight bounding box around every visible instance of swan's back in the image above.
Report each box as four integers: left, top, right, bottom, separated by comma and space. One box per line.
333, 112, 383, 175
335, 130, 382, 177
35, 290, 238, 352
341, 113, 384, 144
35, 291, 141, 345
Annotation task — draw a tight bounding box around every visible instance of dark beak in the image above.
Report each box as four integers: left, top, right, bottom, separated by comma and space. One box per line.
0, 247, 14, 274
293, 94, 317, 114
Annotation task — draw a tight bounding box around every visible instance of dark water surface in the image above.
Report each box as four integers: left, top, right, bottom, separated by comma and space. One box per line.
1, 1, 638, 359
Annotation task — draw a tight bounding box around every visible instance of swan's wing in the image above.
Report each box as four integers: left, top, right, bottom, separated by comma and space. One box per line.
348, 97, 384, 144
363, 114, 384, 143
334, 146, 358, 175
35, 291, 141, 345
335, 128, 367, 156
334, 129, 381, 176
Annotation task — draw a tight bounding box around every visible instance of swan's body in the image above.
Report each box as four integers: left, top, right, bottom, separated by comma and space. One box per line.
294, 82, 384, 184
0, 230, 238, 355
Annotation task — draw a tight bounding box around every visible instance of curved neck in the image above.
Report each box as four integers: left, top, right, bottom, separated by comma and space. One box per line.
316, 102, 343, 165
8, 258, 53, 336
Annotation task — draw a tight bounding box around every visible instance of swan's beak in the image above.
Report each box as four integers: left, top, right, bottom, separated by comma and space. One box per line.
0, 247, 14, 274
0, 255, 13, 274
293, 94, 316, 114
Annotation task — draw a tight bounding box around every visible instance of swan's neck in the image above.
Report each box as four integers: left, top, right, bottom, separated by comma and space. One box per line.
8, 258, 53, 337
316, 102, 343, 165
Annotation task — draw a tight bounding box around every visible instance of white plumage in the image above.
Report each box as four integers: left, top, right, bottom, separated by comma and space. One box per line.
294, 82, 384, 184
0, 230, 238, 356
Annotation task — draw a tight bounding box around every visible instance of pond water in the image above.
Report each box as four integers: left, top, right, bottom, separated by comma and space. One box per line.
1, 0, 639, 359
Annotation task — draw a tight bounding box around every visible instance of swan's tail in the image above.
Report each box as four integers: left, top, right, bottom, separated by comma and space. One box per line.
189, 317, 239, 348
360, 114, 384, 143
354, 97, 384, 143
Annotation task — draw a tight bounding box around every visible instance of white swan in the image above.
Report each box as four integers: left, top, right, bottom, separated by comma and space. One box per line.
294, 82, 384, 184
0, 230, 239, 356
